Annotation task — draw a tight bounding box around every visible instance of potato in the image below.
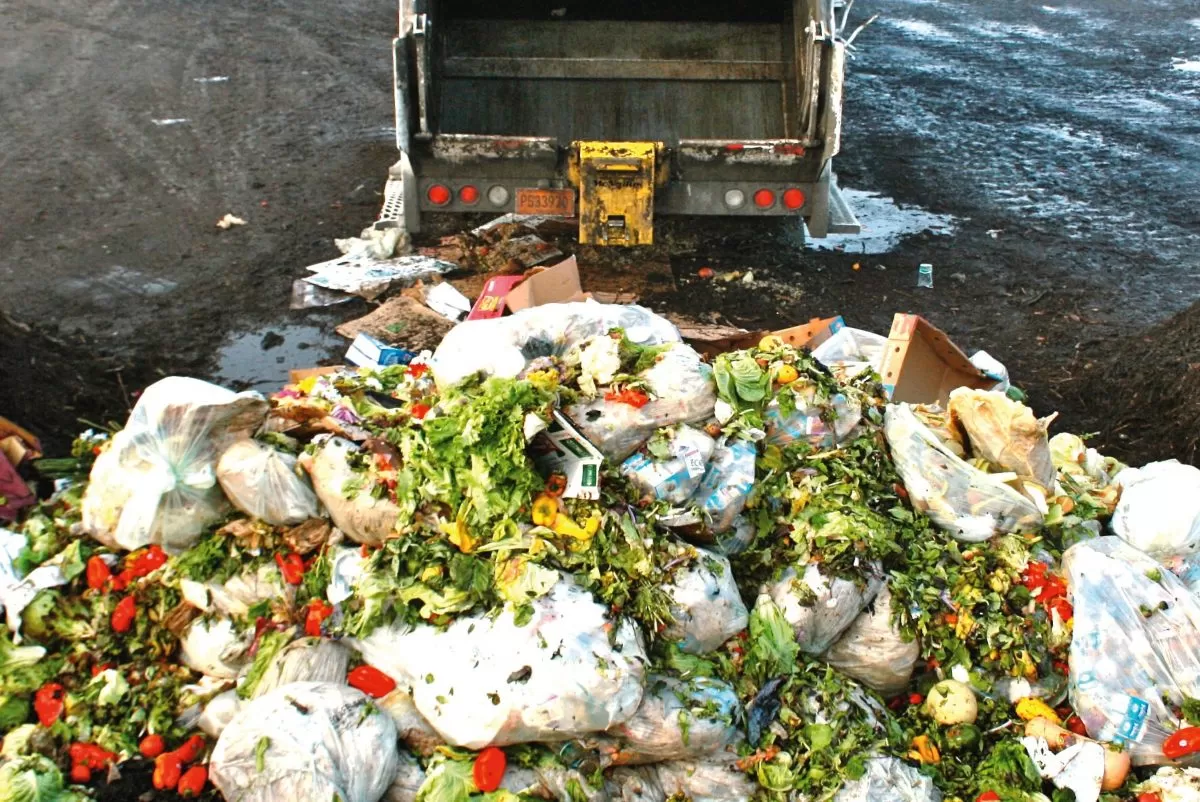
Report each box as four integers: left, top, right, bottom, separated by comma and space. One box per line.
924, 680, 978, 725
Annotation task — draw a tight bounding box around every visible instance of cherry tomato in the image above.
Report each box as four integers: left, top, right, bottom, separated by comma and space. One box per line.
85, 556, 112, 590
33, 682, 65, 727
473, 746, 507, 792
347, 665, 396, 699
1163, 726, 1200, 760
139, 734, 166, 759
908, 693, 924, 706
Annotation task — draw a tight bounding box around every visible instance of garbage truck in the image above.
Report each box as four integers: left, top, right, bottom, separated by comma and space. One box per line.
380, 1, 861, 246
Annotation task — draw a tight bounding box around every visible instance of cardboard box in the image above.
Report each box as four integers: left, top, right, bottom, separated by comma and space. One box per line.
504, 256, 590, 313
466, 274, 526, 320
527, 411, 604, 500
769, 315, 845, 350
877, 314, 993, 405
345, 333, 418, 369
676, 315, 844, 359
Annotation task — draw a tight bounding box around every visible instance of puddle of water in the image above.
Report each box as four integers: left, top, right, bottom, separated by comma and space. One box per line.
807, 189, 957, 254
213, 323, 344, 391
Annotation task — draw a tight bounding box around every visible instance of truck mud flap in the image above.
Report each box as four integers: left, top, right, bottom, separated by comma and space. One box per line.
826, 175, 860, 235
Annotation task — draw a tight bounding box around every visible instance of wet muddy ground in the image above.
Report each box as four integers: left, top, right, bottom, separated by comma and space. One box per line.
2, 0, 1198, 466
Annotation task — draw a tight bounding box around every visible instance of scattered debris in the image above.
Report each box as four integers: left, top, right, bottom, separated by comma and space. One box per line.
215, 214, 246, 229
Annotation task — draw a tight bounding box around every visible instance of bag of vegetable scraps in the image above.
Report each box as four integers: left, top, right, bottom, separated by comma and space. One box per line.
1064, 537, 1200, 767
81, 376, 268, 553
663, 439, 757, 538
620, 425, 715, 505
210, 681, 398, 802
216, 438, 320, 526
822, 586, 920, 697
832, 756, 941, 802
661, 548, 748, 655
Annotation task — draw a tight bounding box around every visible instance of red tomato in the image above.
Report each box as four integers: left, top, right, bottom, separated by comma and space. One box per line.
1136, 793, 1163, 802
473, 746, 507, 792
975, 793, 1001, 802
908, 693, 924, 706
1163, 726, 1200, 760
33, 682, 65, 727
139, 734, 166, 759
111, 595, 137, 633
347, 665, 396, 699
85, 556, 112, 590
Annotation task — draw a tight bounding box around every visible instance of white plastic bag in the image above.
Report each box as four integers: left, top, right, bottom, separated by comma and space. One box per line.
1112, 461, 1200, 561
383, 751, 426, 802
300, 436, 402, 546
249, 637, 350, 699
822, 586, 920, 697
179, 617, 252, 679
811, 327, 887, 381
210, 681, 399, 802
653, 759, 758, 802
662, 549, 749, 655
349, 580, 647, 748
620, 426, 715, 505
431, 302, 681, 390
884, 403, 1043, 542
198, 690, 243, 739
590, 674, 741, 766
179, 562, 294, 619
832, 756, 942, 802
667, 439, 758, 537
1064, 537, 1200, 766
764, 563, 883, 654
82, 377, 268, 553
216, 439, 320, 526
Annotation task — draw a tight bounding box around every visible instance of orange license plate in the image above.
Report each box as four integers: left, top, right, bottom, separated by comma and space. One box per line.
515, 188, 576, 217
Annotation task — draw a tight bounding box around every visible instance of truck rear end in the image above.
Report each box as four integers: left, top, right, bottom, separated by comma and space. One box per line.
385, 0, 860, 245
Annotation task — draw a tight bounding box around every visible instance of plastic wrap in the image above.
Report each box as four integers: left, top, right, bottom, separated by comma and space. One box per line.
1112, 461, 1200, 561
764, 563, 883, 655
383, 751, 426, 802
179, 563, 294, 619
210, 681, 399, 802
884, 403, 1043, 542
811, 327, 887, 381
620, 426, 716, 505
566, 345, 717, 461
81, 377, 268, 553
653, 759, 758, 802
662, 549, 749, 655
249, 637, 350, 699
300, 436, 402, 546
831, 756, 942, 802
216, 439, 320, 526
589, 674, 741, 766
822, 586, 920, 697
179, 616, 251, 679
947, 388, 1056, 488
377, 688, 443, 756
1064, 537, 1200, 766
349, 581, 647, 749
431, 302, 682, 389
763, 390, 862, 450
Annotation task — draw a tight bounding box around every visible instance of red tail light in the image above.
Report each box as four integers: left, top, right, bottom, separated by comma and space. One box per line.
427, 185, 451, 206
783, 189, 806, 210
459, 185, 479, 205
753, 189, 776, 209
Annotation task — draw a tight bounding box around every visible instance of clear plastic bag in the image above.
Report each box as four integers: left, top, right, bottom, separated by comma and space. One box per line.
210, 681, 399, 802
620, 426, 716, 505
763, 390, 861, 450
179, 562, 295, 619
431, 301, 681, 390
832, 756, 942, 802
216, 439, 321, 526
662, 549, 749, 655
653, 759, 758, 802
947, 388, 1056, 489
1064, 537, 1200, 766
589, 674, 741, 766
811, 327, 888, 382
349, 581, 647, 749
884, 403, 1043, 542
764, 563, 883, 655
666, 439, 758, 538
822, 586, 920, 697
179, 616, 252, 679
1112, 461, 1200, 561
383, 751, 426, 802
250, 637, 350, 699
300, 436, 402, 546
81, 377, 268, 553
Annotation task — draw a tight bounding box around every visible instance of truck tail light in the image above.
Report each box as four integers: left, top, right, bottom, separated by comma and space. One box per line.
724, 189, 746, 209
487, 186, 510, 207
753, 189, 776, 209
427, 184, 451, 206
783, 189, 806, 210
459, 185, 480, 205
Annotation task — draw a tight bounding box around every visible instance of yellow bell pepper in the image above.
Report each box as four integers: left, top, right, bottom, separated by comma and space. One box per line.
1015, 697, 1061, 725
440, 519, 477, 553
531, 494, 559, 528
420, 565, 444, 583
908, 735, 940, 765
551, 512, 599, 542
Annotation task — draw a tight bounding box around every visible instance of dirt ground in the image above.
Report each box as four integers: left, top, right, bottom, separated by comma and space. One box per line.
2, 0, 1199, 474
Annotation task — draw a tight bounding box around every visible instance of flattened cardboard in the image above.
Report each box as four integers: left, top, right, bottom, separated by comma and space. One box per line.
527, 411, 604, 500
504, 256, 591, 312
677, 315, 844, 359
878, 314, 993, 405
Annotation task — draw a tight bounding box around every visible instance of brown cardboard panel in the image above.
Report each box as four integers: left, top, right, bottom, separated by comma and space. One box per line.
504, 256, 587, 312
769, 316, 845, 350
878, 314, 993, 405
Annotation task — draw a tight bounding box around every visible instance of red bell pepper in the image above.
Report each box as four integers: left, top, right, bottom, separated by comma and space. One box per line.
975, 793, 1001, 802
305, 599, 334, 637
407, 363, 429, 379
177, 765, 208, 797
85, 556, 112, 590
410, 403, 432, 420
604, 389, 650, 408
347, 665, 396, 699
69, 743, 117, 770
126, 545, 167, 578
69, 764, 92, 784
111, 595, 137, 633
473, 746, 507, 793
34, 682, 65, 727
275, 552, 305, 585
1163, 726, 1200, 760
174, 734, 206, 764
153, 752, 183, 790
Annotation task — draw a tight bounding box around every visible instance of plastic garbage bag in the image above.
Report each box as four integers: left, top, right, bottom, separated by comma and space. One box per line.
763, 389, 861, 450
0, 528, 72, 634
179, 563, 295, 619
620, 426, 715, 505
970, 350, 1011, 392
431, 301, 681, 389
197, 690, 243, 739
300, 436, 401, 546
884, 403, 1043, 542
349, 580, 647, 748
822, 586, 920, 697
832, 756, 941, 802
654, 759, 758, 802
82, 377, 268, 553
1112, 461, 1200, 561
606, 767, 664, 802
216, 439, 321, 526
811, 327, 887, 381
179, 617, 252, 679
210, 681, 398, 802
764, 563, 883, 654
662, 549, 749, 655
383, 751, 426, 802
588, 674, 741, 766
249, 637, 350, 699
666, 440, 758, 538
377, 688, 443, 756
947, 388, 1056, 489
1064, 537, 1200, 766
566, 345, 717, 461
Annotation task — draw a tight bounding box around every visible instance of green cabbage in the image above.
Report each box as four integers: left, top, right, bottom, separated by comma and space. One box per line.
0, 756, 85, 802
